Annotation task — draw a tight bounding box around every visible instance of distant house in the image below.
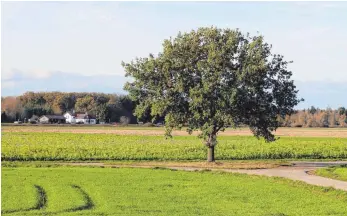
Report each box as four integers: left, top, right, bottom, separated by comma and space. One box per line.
29, 115, 39, 123
39, 115, 66, 124
64, 112, 76, 124
76, 112, 96, 124
63, 112, 96, 124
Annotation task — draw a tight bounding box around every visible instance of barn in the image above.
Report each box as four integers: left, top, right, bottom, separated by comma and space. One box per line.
39, 115, 66, 124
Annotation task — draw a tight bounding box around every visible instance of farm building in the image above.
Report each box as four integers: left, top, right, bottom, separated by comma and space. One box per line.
39, 115, 66, 124
29, 115, 39, 123
64, 112, 76, 123
64, 112, 96, 124
75, 113, 96, 124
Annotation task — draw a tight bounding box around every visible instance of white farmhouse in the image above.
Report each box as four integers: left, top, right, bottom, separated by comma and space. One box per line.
64, 112, 76, 124
63, 112, 96, 124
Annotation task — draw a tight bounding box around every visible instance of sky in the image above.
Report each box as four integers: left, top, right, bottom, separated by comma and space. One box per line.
1, 1, 347, 109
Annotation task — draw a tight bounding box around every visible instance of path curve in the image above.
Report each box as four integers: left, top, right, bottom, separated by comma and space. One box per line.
58, 161, 347, 191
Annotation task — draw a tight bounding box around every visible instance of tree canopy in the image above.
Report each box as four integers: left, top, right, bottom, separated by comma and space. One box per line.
123, 27, 303, 161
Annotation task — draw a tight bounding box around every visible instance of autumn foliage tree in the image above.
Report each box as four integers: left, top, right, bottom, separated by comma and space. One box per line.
123, 27, 302, 162
75, 96, 95, 113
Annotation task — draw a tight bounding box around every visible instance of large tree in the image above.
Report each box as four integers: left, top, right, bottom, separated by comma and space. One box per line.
123, 27, 303, 162
132, 27, 302, 161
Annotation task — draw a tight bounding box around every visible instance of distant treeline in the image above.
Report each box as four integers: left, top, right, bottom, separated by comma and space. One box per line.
277, 107, 347, 128
1, 91, 347, 127
1, 92, 139, 123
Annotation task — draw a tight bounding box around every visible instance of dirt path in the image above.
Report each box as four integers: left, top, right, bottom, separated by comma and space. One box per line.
223, 167, 347, 191
58, 161, 347, 191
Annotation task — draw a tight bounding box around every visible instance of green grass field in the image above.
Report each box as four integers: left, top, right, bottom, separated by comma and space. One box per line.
2, 166, 347, 216
2, 132, 347, 161
315, 165, 347, 182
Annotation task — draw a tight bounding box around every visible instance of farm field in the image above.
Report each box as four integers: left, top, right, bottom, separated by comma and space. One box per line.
315, 165, 347, 182
2, 125, 347, 137
2, 132, 347, 161
2, 127, 347, 216
2, 166, 347, 216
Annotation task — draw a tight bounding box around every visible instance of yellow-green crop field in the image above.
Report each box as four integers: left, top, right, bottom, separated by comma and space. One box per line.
2, 132, 347, 161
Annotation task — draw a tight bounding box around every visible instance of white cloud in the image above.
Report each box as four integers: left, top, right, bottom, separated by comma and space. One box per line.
30, 69, 52, 79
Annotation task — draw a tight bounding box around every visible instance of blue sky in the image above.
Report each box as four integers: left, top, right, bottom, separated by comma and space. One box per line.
1, 1, 347, 109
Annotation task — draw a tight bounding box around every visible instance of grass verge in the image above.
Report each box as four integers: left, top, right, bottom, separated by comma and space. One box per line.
314, 165, 347, 181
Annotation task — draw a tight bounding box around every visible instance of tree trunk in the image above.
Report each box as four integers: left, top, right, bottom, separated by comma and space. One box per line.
207, 146, 215, 162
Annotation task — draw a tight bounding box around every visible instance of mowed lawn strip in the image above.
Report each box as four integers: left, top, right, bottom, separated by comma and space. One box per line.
315, 165, 347, 182
2, 132, 347, 161
2, 167, 347, 216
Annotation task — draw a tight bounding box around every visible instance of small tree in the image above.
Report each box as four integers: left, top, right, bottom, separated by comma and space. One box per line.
338, 107, 346, 116
309, 106, 317, 115
1, 111, 8, 123
123, 27, 302, 162
96, 103, 108, 123
119, 116, 130, 126
338, 114, 347, 127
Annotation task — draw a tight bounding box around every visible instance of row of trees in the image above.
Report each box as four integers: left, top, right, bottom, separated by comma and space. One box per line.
278, 106, 347, 128
1, 92, 141, 124
2, 92, 345, 127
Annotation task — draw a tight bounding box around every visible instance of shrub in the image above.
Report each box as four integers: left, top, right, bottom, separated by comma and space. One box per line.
143, 122, 154, 127
119, 116, 130, 126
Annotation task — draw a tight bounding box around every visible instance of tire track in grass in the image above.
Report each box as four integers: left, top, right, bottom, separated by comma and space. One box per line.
33, 185, 47, 210
3, 184, 95, 215
44, 184, 95, 215
1, 185, 47, 214
67, 184, 94, 211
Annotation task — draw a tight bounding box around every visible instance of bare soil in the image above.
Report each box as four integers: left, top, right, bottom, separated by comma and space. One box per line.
3, 126, 347, 137
60, 160, 287, 169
